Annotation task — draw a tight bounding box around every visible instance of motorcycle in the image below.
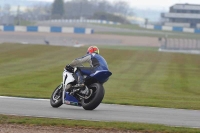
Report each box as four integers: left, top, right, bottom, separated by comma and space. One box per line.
50, 66, 112, 110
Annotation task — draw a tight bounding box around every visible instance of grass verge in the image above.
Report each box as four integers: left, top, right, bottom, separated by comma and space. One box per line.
0, 115, 199, 133
94, 24, 200, 39
97, 31, 200, 39
14, 20, 36, 26
0, 43, 200, 110
94, 23, 144, 30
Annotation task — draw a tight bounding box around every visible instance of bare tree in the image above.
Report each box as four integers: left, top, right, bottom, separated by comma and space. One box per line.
64, 0, 133, 20
52, 0, 65, 19
112, 1, 134, 16
22, 4, 51, 21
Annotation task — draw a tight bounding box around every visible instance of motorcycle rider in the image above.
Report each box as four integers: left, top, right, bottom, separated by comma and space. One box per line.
65, 46, 109, 88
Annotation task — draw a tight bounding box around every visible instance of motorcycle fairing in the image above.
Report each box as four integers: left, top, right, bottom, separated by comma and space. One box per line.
90, 70, 112, 83
65, 92, 81, 106
63, 70, 75, 88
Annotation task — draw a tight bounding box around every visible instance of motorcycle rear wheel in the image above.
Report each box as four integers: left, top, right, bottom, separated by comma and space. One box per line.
81, 83, 105, 110
50, 84, 63, 108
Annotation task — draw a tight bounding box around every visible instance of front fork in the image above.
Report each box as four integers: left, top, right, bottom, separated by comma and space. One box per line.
62, 83, 65, 104
62, 83, 71, 104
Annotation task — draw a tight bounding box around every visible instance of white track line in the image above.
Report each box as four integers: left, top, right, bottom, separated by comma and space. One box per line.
0, 96, 49, 101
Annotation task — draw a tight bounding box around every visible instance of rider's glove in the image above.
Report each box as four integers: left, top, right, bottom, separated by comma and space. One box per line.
65, 64, 74, 73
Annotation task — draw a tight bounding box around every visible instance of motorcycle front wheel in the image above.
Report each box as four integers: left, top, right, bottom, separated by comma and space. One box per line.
50, 84, 63, 108
81, 83, 105, 110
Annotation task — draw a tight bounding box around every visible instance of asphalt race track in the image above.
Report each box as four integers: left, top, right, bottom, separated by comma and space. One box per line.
0, 96, 200, 128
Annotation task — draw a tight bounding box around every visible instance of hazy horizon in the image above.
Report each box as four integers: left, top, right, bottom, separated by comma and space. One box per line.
1, 0, 200, 22
1, 0, 200, 11
26, 0, 200, 10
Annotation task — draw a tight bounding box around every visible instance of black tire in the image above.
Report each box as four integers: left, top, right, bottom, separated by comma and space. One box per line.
50, 84, 63, 108
81, 83, 105, 110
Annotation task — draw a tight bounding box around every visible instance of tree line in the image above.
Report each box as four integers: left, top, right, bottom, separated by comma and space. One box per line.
51, 0, 134, 24
0, 0, 134, 25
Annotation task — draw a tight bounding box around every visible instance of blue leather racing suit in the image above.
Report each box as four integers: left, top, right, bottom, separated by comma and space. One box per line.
70, 53, 109, 84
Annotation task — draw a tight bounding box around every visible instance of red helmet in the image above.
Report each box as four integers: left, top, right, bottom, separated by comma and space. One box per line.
87, 46, 99, 54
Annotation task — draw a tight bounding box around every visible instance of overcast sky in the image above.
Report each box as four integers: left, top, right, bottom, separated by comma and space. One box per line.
30, 0, 200, 10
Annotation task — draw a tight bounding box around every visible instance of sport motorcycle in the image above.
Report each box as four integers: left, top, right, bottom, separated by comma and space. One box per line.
50, 66, 112, 110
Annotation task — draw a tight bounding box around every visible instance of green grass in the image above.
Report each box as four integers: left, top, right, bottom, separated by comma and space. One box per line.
14, 20, 36, 26
98, 45, 159, 51
95, 24, 200, 39
0, 43, 200, 110
0, 115, 199, 133
94, 23, 144, 30
97, 31, 200, 39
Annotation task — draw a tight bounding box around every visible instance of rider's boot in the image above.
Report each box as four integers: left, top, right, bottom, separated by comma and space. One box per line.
74, 71, 85, 88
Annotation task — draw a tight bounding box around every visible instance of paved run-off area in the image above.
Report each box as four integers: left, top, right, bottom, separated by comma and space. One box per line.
0, 32, 160, 46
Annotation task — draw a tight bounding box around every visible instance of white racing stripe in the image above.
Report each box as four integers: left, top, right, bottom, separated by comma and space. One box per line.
0, 96, 49, 101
